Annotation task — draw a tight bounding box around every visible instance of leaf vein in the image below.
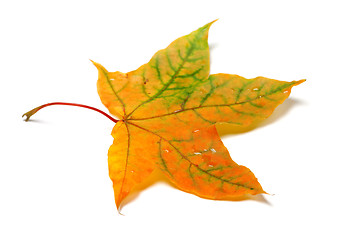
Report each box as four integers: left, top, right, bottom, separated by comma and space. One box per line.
127, 122, 253, 190
128, 83, 294, 121
126, 43, 196, 118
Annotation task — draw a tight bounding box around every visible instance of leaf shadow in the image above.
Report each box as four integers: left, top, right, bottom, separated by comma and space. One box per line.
22, 118, 49, 124
209, 43, 218, 51
216, 98, 306, 137
212, 193, 272, 205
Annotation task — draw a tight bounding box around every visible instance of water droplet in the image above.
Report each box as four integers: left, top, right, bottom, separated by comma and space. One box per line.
174, 109, 182, 113
194, 152, 202, 155
164, 149, 169, 153
283, 90, 289, 94
130, 170, 134, 173
193, 129, 200, 133
252, 87, 259, 91
208, 164, 214, 168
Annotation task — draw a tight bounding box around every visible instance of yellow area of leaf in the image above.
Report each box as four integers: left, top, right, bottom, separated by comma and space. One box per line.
108, 121, 159, 208
94, 21, 304, 209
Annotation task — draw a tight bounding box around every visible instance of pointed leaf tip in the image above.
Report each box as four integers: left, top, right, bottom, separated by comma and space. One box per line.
91, 60, 109, 73
210, 19, 219, 25
295, 79, 306, 85
90, 59, 99, 68
204, 19, 218, 28
188, 20, 217, 42
197, 19, 217, 33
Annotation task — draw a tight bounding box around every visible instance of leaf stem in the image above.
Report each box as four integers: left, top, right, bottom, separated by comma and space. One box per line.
22, 102, 119, 123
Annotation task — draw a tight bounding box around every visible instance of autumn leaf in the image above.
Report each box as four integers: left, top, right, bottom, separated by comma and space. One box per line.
23, 21, 304, 210
92, 21, 304, 209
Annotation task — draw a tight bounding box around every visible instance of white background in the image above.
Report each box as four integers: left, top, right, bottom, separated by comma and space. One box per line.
1, 0, 338, 239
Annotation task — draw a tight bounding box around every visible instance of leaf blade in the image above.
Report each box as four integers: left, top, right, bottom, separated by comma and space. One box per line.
154, 125, 265, 199
92, 61, 127, 119
186, 74, 305, 126
94, 21, 215, 120
94, 21, 305, 209
126, 75, 304, 137
108, 121, 159, 208
126, 21, 214, 118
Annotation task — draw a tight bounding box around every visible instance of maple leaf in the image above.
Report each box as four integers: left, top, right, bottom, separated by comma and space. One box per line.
91, 21, 304, 209
23, 21, 304, 210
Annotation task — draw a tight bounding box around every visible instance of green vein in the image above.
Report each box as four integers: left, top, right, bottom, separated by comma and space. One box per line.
128, 82, 295, 121
126, 121, 254, 190
228, 106, 257, 117
116, 81, 129, 94
193, 109, 215, 124
235, 80, 254, 103
188, 164, 197, 185
151, 55, 164, 85
125, 43, 196, 119
180, 92, 192, 110
199, 77, 215, 107
140, 70, 152, 98
158, 138, 173, 177
166, 49, 176, 72
176, 66, 204, 78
